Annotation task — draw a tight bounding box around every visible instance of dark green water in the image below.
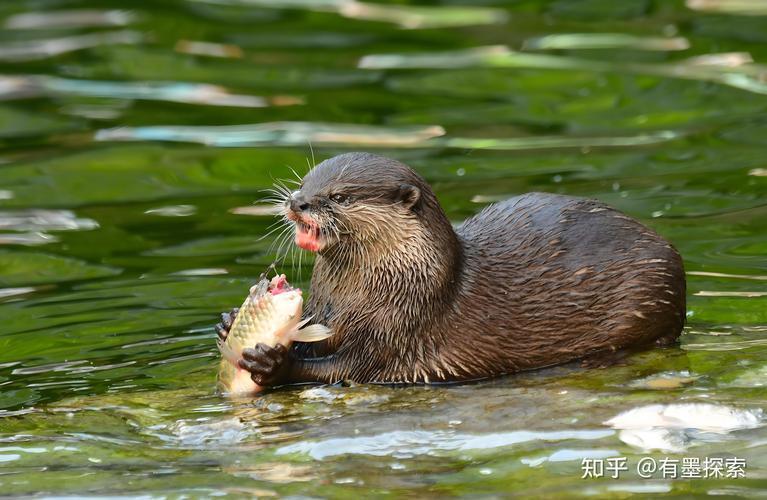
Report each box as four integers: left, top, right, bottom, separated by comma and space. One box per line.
0, 0, 766, 497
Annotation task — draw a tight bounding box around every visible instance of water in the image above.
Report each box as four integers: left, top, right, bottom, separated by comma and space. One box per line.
1, 0, 766, 496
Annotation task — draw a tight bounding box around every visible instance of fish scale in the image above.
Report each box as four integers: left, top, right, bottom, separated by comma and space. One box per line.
226, 293, 280, 353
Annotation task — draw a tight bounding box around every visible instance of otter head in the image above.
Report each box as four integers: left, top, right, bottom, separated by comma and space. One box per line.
283, 152, 442, 259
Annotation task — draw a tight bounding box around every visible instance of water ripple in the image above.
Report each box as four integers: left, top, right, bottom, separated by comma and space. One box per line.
359, 46, 767, 96
0, 76, 300, 108
144, 205, 197, 217
0, 210, 98, 232
187, 0, 508, 29
687, 0, 767, 15
276, 429, 614, 460
695, 290, 767, 297
523, 33, 690, 51
0, 232, 58, 246
688, 271, 767, 281
95, 122, 446, 147
0, 31, 142, 62
4, 10, 135, 30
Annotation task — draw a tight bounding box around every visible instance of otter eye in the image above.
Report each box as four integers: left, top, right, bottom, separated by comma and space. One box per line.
330, 193, 349, 205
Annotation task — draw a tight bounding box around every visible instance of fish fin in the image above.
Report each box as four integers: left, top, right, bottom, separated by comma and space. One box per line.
297, 315, 313, 327
293, 324, 333, 342
248, 278, 270, 297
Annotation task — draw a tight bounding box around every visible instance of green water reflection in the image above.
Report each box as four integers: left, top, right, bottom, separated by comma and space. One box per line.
0, 0, 765, 497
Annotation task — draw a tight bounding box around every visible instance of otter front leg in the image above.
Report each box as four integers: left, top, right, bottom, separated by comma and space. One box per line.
214, 308, 239, 342
238, 345, 354, 387
239, 343, 291, 386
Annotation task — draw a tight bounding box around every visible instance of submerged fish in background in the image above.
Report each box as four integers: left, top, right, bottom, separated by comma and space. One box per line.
217, 274, 331, 396
605, 403, 764, 452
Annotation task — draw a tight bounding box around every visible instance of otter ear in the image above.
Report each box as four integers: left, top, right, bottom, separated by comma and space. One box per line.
397, 184, 420, 210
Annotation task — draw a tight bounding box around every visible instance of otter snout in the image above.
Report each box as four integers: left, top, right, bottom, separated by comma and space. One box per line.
288, 191, 310, 213
284, 190, 325, 252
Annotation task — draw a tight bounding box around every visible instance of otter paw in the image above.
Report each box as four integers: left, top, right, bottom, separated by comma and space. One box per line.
215, 307, 239, 342
239, 343, 288, 386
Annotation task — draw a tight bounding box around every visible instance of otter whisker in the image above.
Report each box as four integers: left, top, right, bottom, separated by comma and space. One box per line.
307, 142, 316, 172
290, 233, 300, 275
260, 185, 288, 196
272, 181, 293, 199
257, 194, 286, 202
268, 234, 290, 262
256, 196, 289, 207
287, 165, 304, 185
277, 175, 301, 187
270, 221, 295, 258
268, 175, 294, 198
264, 193, 291, 211
259, 202, 293, 244
259, 219, 292, 242
258, 196, 287, 207
262, 216, 287, 233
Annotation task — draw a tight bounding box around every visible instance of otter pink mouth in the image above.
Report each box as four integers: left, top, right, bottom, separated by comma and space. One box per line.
295, 221, 322, 252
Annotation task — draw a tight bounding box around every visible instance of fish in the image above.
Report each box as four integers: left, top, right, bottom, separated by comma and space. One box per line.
605, 403, 764, 452
217, 273, 332, 395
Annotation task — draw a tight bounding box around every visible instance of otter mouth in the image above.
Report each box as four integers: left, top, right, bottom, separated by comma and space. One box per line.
294, 220, 323, 252
286, 207, 336, 253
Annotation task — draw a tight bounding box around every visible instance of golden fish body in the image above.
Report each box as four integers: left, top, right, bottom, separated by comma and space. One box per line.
217, 274, 331, 395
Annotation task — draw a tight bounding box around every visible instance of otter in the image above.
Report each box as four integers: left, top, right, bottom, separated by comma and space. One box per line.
215, 152, 686, 387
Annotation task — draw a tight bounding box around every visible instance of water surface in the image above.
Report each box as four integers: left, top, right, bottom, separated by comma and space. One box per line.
1, 0, 766, 496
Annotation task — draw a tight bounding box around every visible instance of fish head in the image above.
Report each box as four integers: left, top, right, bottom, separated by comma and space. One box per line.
265, 274, 304, 332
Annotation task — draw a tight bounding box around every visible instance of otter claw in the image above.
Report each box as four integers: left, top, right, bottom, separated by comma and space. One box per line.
239, 343, 288, 386
215, 323, 228, 342
215, 308, 239, 341
221, 308, 238, 329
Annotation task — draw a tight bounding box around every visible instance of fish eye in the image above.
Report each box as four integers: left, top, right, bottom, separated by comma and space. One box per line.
330, 193, 349, 205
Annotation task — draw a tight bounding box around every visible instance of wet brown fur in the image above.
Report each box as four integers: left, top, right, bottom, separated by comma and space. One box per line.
269, 153, 686, 384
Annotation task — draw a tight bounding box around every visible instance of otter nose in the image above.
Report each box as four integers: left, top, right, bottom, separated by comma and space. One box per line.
289, 191, 310, 213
